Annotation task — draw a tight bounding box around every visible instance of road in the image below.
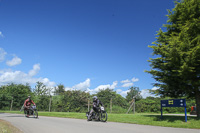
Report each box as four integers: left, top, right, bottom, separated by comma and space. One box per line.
0, 113, 199, 133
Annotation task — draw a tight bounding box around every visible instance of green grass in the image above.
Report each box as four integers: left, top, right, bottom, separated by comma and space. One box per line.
0, 119, 22, 133
1, 111, 200, 129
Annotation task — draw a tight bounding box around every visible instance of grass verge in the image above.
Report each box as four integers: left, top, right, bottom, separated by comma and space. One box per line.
0, 111, 200, 129
0, 119, 22, 133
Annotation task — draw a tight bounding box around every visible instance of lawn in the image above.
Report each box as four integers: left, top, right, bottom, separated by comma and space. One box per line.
0, 111, 199, 129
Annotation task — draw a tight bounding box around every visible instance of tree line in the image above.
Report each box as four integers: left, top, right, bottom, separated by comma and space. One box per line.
0, 82, 195, 114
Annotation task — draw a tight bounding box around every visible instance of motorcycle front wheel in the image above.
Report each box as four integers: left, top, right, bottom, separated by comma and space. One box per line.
33, 110, 38, 118
100, 111, 107, 122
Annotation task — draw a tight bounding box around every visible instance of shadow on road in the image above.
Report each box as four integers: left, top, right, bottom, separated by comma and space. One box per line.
6, 115, 24, 118
143, 115, 199, 122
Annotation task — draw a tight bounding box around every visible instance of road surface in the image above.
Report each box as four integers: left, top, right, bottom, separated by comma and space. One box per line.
0, 113, 199, 133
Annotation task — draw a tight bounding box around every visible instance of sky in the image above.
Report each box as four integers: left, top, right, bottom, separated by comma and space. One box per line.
0, 0, 175, 98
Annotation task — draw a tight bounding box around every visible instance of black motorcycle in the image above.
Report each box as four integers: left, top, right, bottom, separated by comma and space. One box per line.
24, 105, 38, 118
86, 106, 107, 122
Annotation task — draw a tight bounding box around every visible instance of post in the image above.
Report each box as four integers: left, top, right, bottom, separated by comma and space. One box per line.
110, 98, 112, 113
133, 99, 135, 114
161, 106, 163, 119
88, 99, 90, 112
49, 96, 52, 112
127, 100, 134, 114
10, 98, 13, 111
185, 107, 187, 122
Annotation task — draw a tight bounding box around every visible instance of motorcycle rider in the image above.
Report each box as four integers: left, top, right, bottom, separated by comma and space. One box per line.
24, 96, 36, 117
88, 96, 103, 121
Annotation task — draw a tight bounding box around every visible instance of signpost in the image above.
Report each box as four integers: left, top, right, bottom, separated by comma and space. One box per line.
161, 99, 187, 122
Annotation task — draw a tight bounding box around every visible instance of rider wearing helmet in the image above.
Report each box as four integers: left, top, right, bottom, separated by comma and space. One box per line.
24, 96, 36, 117
88, 96, 103, 121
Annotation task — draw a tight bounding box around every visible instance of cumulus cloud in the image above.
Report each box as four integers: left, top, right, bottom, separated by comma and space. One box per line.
28, 64, 40, 76
152, 87, 159, 90
94, 81, 118, 91
0, 31, 4, 38
140, 87, 159, 98
6, 56, 22, 66
0, 48, 7, 62
120, 79, 130, 83
86, 81, 118, 94
120, 77, 139, 88
131, 77, 139, 82
72, 78, 90, 91
116, 89, 130, 97
121, 82, 133, 87
0, 64, 55, 87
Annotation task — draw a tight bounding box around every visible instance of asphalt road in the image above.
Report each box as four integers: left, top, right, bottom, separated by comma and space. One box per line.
0, 113, 199, 133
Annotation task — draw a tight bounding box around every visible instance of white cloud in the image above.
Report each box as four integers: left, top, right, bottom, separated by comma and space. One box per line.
72, 78, 90, 91
0, 31, 4, 38
86, 81, 118, 94
131, 77, 139, 82
116, 89, 122, 93
140, 87, 159, 98
0, 64, 55, 87
6, 56, 22, 66
115, 89, 131, 97
120, 90, 130, 97
152, 87, 159, 90
94, 81, 118, 92
0, 48, 7, 62
140, 89, 151, 98
41, 78, 55, 88
120, 77, 139, 88
28, 64, 40, 76
120, 79, 130, 83
121, 82, 133, 87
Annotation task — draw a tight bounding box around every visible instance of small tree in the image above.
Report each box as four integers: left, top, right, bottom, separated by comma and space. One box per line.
126, 87, 142, 103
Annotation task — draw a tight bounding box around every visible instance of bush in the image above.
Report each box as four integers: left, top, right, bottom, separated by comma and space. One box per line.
111, 105, 128, 114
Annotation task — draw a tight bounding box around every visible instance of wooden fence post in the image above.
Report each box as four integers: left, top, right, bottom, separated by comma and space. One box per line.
10, 97, 13, 111
110, 98, 112, 113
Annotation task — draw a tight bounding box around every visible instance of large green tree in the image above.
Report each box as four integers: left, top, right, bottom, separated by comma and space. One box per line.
146, 0, 200, 118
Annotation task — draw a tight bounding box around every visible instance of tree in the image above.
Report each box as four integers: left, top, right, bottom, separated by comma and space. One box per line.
0, 83, 32, 110
96, 88, 129, 112
96, 88, 116, 108
145, 0, 200, 118
34, 82, 49, 111
54, 84, 65, 95
126, 87, 142, 102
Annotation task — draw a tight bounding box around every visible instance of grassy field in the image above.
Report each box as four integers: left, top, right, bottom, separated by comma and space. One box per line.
0, 111, 200, 129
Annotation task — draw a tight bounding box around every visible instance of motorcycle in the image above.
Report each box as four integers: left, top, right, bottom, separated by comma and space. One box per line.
24, 105, 38, 118
86, 106, 107, 122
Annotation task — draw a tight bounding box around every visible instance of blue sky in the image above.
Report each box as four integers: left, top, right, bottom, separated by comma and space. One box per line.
0, 0, 175, 98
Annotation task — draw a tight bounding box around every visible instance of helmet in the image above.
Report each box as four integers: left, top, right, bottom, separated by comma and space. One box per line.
28, 96, 31, 100
93, 96, 98, 102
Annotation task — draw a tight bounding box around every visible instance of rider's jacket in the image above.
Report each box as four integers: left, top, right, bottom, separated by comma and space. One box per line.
24, 99, 36, 107
93, 99, 103, 108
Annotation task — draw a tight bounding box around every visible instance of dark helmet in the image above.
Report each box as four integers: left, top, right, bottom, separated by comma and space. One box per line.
93, 96, 98, 102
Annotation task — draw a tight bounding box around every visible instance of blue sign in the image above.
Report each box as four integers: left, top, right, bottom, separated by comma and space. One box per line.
161, 99, 187, 122
161, 99, 186, 107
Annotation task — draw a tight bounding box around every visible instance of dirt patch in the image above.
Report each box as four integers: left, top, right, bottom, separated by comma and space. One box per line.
0, 119, 23, 133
